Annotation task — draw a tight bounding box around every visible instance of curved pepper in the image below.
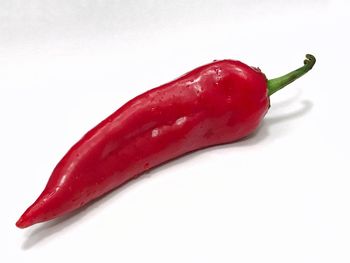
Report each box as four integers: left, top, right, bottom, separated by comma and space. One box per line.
16, 54, 316, 228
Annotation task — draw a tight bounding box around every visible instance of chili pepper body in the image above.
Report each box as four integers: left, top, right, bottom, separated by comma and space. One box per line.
16, 55, 315, 228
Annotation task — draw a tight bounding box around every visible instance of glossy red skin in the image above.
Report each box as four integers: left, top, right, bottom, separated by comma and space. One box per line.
16, 59, 269, 228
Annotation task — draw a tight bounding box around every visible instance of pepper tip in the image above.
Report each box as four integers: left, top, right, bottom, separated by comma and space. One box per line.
15, 217, 29, 229
16, 209, 36, 229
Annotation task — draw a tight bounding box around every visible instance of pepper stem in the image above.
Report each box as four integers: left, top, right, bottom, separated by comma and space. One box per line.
267, 54, 316, 96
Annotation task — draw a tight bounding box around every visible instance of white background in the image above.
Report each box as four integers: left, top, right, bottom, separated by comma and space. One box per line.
1, 0, 349, 262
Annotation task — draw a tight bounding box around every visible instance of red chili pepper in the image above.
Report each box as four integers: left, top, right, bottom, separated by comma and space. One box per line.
16, 54, 316, 228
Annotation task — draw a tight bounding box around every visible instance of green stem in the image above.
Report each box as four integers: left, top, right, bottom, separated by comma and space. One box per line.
267, 54, 316, 96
